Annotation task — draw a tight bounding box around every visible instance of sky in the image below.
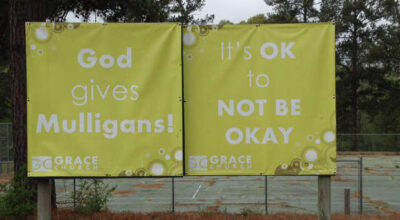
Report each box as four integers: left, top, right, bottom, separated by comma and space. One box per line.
66, 0, 272, 24
194, 0, 272, 24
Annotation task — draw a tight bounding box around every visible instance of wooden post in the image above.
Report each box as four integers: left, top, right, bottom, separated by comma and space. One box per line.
318, 176, 331, 220
344, 188, 350, 215
37, 179, 51, 220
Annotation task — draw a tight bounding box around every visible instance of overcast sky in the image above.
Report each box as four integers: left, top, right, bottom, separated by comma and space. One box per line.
66, 0, 272, 24
194, 0, 272, 24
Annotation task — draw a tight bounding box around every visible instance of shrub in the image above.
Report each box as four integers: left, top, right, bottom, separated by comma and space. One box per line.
0, 166, 36, 218
72, 179, 116, 214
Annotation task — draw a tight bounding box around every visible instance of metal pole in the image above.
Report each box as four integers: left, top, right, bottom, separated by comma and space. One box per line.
344, 188, 350, 215
37, 179, 51, 220
172, 177, 175, 212
318, 176, 331, 220
265, 175, 268, 214
73, 178, 76, 209
359, 157, 363, 214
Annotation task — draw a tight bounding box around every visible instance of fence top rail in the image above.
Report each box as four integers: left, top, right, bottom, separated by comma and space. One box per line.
337, 133, 400, 136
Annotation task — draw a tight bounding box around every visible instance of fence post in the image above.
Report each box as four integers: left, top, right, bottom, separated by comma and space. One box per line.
37, 179, 51, 220
359, 157, 363, 214
265, 175, 268, 214
318, 175, 331, 220
73, 178, 76, 208
172, 177, 175, 212
344, 188, 350, 215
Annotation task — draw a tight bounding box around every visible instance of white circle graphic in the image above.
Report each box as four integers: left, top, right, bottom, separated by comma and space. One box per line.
305, 150, 318, 162
323, 131, 335, 143
183, 33, 195, 46
174, 150, 183, 161
35, 27, 49, 40
151, 163, 164, 176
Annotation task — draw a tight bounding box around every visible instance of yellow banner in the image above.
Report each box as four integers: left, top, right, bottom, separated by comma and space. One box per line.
184, 23, 336, 175
26, 23, 183, 177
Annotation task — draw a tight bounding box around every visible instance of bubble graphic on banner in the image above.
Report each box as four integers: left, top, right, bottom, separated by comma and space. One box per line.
151, 163, 164, 175
67, 23, 75, 30
183, 33, 196, 46
53, 23, 64, 33
168, 164, 183, 176
315, 139, 321, 144
147, 160, 167, 176
125, 169, 133, 176
36, 28, 48, 40
199, 26, 209, 35
165, 154, 170, 160
159, 148, 165, 155
324, 146, 336, 166
305, 149, 318, 162
30, 44, 36, 50
135, 168, 148, 176
118, 169, 135, 176
323, 131, 335, 143
275, 158, 302, 175
174, 150, 183, 161
186, 53, 193, 60
307, 135, 313, 141
37, 49, 44, 56
64, 23, 80, 30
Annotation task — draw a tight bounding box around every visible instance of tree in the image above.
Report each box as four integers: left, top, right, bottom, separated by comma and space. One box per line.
264, 0, 318, 23
246, 14, 269, 24
0, 0, 10, 122
219, 19, 233, 25
170, 0, 214, 24
320, 0, 383, 149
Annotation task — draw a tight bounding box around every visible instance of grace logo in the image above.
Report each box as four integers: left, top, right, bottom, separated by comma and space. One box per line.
32, 156, 52, 172
189, 156, 208, 171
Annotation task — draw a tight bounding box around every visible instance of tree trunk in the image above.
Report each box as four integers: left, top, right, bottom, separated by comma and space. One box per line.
350, 15, 359, 151
9, 0, 46, 173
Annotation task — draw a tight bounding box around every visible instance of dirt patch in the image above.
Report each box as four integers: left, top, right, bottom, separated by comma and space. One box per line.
173, 179, 217, 187
0, 173, 13, 184
112, 190, 138, 197
352, 192, 400, 215
17, 210, 397, 220
332, 175, 356, 182
132, 183, 164, 189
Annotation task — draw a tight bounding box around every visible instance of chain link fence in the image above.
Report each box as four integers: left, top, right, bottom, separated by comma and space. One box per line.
337, 134, 400, 151
53, 158, 367, 214
0, 123, 13, 173
1, 123, 400, 214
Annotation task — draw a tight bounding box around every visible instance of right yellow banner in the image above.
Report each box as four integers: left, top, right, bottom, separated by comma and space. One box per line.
184, 23, 336, 175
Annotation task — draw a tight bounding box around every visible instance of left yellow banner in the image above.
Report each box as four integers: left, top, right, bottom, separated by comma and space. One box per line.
26, 23, 183, 177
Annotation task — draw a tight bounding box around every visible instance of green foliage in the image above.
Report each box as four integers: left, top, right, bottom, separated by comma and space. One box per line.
240, 207, 262, 216
72, 179, 116, 214
0, 166, 36, 218
264, 0, 400, 151
246, 14, 269, 24
219, 19, 233, 25
265, 0, 318, 23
